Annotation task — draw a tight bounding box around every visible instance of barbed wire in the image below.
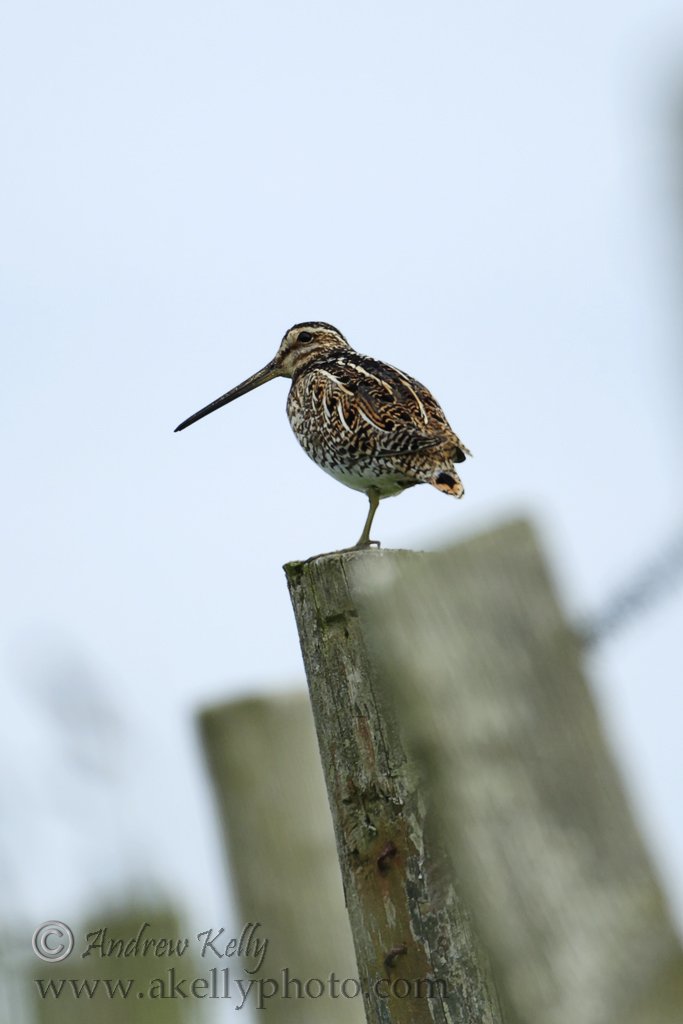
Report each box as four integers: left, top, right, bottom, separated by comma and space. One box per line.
579, 524, 683, 647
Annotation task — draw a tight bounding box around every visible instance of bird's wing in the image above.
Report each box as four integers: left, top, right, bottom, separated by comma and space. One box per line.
375, 434, 470, 461
375, 435, 442, 455
308, 355, 471, 460
352, 358, 471, 461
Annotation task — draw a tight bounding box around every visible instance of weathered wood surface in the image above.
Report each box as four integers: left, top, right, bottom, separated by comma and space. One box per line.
201, 692, 365, 1024
285, 553, 506, 1024
358, 519, 683, 1024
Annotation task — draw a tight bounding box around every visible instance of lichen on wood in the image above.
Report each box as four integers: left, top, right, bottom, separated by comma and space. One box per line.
285, 550, 505, 1024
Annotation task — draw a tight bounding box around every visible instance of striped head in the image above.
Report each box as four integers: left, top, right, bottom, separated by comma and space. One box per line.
174, 321, 350, 433
274, 322, 350, 376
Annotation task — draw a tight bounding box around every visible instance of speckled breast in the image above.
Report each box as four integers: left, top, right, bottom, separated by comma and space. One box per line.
286, 371, 416, 497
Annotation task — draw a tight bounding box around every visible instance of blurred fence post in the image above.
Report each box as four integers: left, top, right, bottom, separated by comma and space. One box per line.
285, 554, 506, 1024
200, 692, 365, 1024
28, 905, 194, 1024
358, 518, 683, 1024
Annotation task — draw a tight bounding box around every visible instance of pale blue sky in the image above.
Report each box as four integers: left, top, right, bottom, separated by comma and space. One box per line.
2, 0, 682, 969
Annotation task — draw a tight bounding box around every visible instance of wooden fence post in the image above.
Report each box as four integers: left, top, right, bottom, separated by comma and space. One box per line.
200, 692, 365, 1024
285, 554, 506, 1024
357, 519, 683, 1024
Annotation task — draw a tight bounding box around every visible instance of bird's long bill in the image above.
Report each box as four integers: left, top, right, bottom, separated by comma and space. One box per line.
174, 359, 280, 432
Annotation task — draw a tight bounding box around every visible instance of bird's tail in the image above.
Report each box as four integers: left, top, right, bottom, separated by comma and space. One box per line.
429, 469, 465, 498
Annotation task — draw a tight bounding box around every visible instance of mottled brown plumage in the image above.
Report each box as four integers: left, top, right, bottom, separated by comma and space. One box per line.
175, 322, 471, 547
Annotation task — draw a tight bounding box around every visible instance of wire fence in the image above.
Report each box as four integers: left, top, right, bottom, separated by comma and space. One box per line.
580, 524, 683, 646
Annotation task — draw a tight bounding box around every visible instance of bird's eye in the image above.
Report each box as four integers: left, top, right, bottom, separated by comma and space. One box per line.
298, 330, 314, 343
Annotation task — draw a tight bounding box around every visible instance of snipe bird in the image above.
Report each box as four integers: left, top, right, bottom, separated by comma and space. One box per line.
174, 322, 471, 548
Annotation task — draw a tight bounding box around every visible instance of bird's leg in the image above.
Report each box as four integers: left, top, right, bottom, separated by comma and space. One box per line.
355, 489, 381, 548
